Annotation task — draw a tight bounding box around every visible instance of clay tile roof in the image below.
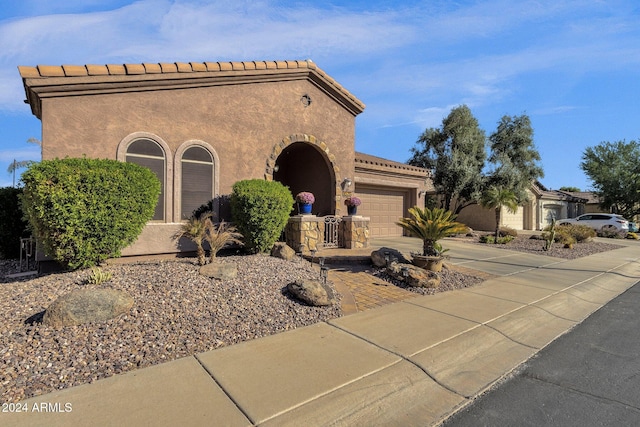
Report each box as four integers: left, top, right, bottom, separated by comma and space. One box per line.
124, 63, 145, 75
176, 62, 192, 73
143, 63, 162, 74
106, 64, 126, 75
86, 64, 109, 75
19, 59, 365, 118
37, 65, 65, 77
190, 62, 206, 72
62, 65, 87, 76
17, 66, 40, 78
159, 63, 177, 73
355, 151, 429, 174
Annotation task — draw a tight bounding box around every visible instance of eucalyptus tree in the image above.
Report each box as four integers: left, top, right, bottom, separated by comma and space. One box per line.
408, 105, 486, 213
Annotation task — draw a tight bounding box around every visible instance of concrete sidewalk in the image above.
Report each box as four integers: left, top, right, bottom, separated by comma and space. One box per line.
3, 239, 640, 426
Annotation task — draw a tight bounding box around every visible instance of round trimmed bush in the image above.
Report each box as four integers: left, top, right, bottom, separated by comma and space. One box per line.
21, 158, 160, 270
231, 179, 293, 253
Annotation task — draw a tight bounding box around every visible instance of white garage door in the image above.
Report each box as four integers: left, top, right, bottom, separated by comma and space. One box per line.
355, 186, 407, 237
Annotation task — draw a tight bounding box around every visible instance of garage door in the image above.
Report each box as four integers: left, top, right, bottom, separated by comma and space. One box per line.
355, 186, 407, 237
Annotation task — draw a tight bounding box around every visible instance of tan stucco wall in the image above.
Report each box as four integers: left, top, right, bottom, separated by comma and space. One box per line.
41, 79, 354, 199
38, 79, 356, 255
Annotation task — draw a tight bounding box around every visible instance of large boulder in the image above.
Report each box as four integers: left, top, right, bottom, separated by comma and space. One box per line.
43, 288, 133, 328
287, 279, 334, 306
200, 262, 238, 280
271, 242, 296, 261
386, 262, 441, 288
371, 247, 409, 267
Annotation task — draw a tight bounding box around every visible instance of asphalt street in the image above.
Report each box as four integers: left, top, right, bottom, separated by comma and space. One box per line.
443, 281, 640, 427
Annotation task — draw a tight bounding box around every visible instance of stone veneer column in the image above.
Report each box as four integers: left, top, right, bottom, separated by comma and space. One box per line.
340, 216, 370, 249
285, 215, 325, 253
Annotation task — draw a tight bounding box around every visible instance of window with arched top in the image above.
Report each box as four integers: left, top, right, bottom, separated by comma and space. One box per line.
125, 138, 166, 221
181, 145, 215, 219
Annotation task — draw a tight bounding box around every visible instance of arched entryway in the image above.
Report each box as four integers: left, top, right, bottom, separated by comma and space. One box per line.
273, 142, 334, 216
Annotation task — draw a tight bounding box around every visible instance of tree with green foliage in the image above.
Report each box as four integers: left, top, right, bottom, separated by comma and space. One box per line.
480, 186, 519, 241
21, 158, 160, 270
580, 140, 640, 219
408, 105, 486, 213
486, 114, 544, 204
230, 179, 293, 253
559, 186, 581, 192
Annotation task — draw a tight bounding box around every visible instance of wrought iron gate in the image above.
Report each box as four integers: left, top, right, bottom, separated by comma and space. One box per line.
323, 216, 342, 248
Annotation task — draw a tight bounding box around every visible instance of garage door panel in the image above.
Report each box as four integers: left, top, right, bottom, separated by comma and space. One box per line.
355, 186, 407, 237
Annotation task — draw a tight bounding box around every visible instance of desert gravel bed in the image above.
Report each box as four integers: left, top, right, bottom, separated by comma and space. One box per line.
0, 255, 341, 403
0, 236, 625, 403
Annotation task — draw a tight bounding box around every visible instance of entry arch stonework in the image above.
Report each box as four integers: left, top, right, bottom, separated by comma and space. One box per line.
264, 134, 343, 215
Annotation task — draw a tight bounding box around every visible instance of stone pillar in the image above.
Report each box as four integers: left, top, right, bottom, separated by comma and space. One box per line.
285, 215, 325, 253
340, 216, 370, 249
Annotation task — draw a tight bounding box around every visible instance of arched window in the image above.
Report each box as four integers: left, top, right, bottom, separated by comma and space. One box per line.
126, 139, 165, 221
181, 146, 214, 219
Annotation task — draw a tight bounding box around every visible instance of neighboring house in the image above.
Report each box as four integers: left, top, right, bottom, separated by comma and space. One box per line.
19, 59, 430, 257
455, 181, 589, 232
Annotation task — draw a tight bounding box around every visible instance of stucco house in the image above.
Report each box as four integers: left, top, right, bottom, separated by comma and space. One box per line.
19, 59, 431, 257
456, 181, 589, 232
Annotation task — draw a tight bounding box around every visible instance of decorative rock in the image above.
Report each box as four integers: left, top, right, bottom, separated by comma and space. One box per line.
200, 262, 238, 280
386, 261, 441, 288
43, 288, 133, 328
271, 242, 296, 261
371, 247, 409, 267
287, 279, 334, 306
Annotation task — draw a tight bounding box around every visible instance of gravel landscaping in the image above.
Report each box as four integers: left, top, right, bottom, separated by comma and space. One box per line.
0, 236, 626, 403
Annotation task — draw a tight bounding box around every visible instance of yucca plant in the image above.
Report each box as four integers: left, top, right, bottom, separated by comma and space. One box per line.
396, 207, 467, 256
205, 220, 243, 262
174, 212, 210, 265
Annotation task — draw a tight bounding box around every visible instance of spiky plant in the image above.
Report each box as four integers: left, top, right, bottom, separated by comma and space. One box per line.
396, 207, 467, 256
174, 212, 210, 265
204, 219, 243, 262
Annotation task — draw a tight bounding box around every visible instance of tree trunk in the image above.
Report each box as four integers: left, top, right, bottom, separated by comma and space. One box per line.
494, 208, 501, 242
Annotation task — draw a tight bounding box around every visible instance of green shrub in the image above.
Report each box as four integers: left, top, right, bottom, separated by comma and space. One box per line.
21, 158, 160, 270
479, 234, 513, 244
87, 267, 113, 285
0, 187, 30, 259
231, 179, 293, 253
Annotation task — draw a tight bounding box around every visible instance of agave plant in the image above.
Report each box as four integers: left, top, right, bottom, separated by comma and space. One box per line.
396, 207, 467, 257
205, 220, 243, 262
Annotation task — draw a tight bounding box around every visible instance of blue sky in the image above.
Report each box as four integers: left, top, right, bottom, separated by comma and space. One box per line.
1, 0, 639, 190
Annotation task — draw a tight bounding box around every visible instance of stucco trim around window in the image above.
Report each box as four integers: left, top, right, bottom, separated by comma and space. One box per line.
117, 132, 174, 222
174, 140, 220, 221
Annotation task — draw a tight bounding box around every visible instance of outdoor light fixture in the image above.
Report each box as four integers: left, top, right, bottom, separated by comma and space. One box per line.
320, 266, 329, 285
310, 248, 317, 263
273, 164, 280, 172
418, 190, 426, 198
341, 178, 352, 191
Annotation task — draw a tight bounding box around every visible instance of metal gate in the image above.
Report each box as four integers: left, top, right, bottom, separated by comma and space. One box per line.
323, 216, 342, 248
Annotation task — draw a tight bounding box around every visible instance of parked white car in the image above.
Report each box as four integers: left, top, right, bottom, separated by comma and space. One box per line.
557, 213, 629, 233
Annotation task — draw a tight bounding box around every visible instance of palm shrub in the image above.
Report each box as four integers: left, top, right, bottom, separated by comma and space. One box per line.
231, 179, 293, 253
480, 186, 519, 242
396, 206, 467, 256
21, 158, 160, 270
205, 220, 243, 262
0, 187, 30, 259
174, 212, 210, 265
